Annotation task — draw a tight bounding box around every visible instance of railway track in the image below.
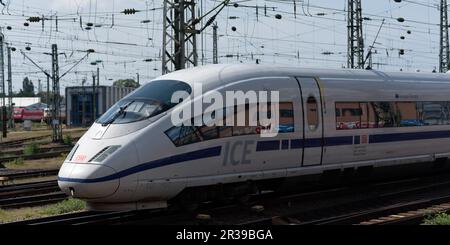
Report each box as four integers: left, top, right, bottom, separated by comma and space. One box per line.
1, 145, 72, 158
0, 180, 64, 209
0, 180, 59, 198
114, 173, 450, 225
0, 135, 52, 149
305, 196, 450, 225
235, 177, 450, 225
3, 210, 156, 225
0, 169, 59, 183
0, 135, 81, 151
4, 173, 450, 225
0, 150, 71, 164
360, 201, 450, 225
0, 191, 68, 209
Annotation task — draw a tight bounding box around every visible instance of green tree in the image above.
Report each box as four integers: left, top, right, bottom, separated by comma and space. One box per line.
113, 79, 140, 88
17, 77, 35, 97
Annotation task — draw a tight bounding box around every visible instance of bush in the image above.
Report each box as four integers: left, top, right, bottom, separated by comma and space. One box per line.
41, 199, 86, 216
423, 213, 450, 225
23, 143, 39, 155
64, 134, 73, 146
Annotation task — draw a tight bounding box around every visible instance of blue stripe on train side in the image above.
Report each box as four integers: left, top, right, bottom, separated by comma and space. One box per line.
59, 130, 450, 183
58, 146, 222, 183
257, 130, 450, 152
257, 135, 353, 152
304, 138, 322, 148
290, 139, 303, 149
256, 140, 280, 151
354, 135, 360, 145
324, 136, 354, 146
369, 130, 450, 144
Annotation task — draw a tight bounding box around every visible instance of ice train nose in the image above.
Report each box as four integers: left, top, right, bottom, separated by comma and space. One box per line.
58, 162, 119, 199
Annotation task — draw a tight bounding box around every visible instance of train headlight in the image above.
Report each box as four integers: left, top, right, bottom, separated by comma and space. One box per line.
89, 145, 121, 163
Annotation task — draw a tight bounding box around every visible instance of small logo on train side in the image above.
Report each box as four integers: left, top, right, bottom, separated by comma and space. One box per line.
74, 154, 87, 162
395, 94, 419, 99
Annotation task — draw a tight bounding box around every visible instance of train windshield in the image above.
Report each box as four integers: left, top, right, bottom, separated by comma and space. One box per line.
97, 80, 192, 125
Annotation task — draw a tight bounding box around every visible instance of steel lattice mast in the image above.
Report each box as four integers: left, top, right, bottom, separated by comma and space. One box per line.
347, 0, 364, 69
51, 44, 63, 142
212, 23, 218, 64
440, 0, 450, 72
162, 0, 198, 74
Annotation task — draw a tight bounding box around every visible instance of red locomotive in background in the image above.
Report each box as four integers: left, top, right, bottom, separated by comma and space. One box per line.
13, 103, 46, 122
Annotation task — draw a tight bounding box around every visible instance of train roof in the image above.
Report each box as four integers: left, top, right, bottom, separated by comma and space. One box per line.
156, 64, 450, 91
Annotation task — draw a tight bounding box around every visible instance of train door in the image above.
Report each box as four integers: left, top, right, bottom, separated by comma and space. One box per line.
296, 77, 324, 167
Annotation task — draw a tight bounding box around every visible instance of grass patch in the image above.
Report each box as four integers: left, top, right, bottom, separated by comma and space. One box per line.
0, 198, 86, 223
31, 122, 48, 128
4, 157, 24, 168
41, 199, 86, 216
64, 134, 74, 146
423, 213, 450, 225
5, 156, 64, 170
59, 152, 69, 161
23, 142, 39, 155
1, 127, 86, 144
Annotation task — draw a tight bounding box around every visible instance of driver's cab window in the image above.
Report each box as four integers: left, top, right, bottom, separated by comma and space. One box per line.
307, 96, 318, 131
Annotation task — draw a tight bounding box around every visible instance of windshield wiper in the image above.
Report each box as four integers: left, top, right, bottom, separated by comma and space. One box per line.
101, 100, 135, 126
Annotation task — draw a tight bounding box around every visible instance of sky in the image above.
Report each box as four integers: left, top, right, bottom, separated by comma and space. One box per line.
0, 0, 445, 95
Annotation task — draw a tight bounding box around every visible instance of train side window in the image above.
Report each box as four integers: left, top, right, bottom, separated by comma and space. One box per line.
180, 126, 202, 145
197, 126, 219, 141
165, 126, 201, 147
443, 102, 450, 125
367, 102, 377, 128
418, 101, 446, 126
166, 102, 296, 146
278, 102, 295, 133
359, 102, 369, 128
307, 96, 319, 131
335, 102, 362, 130
231, 102, 295, 135
232, 104, 258, 136
218, 126, 233, 138
395, 102, 419, 127
372, 102, 397, 128
165, 126, 182, 146
335, 101, 450, 129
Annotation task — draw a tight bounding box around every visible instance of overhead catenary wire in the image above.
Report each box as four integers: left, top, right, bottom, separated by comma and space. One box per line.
0, 0, 446, 95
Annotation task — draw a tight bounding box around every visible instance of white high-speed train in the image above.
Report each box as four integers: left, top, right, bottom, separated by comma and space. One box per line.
58, 64, 450, 211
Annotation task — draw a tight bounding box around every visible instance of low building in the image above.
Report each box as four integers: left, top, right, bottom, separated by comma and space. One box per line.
66, 86, 134, 126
